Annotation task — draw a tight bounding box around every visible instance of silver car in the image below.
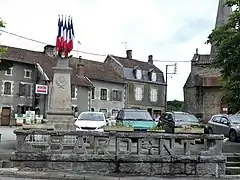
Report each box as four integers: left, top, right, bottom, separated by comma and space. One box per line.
207, 114, 240, 142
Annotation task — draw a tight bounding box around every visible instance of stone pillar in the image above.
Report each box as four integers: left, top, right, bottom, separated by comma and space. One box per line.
46, 58, 74, 130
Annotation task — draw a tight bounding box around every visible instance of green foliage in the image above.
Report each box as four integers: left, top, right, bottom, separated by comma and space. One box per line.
167, 100, 184, 111
207, 0, 240, 113
0, 17, 13, 71
148, 125, 164, 131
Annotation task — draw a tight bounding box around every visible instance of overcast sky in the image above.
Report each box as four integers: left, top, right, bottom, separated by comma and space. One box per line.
0, 0, 219, 101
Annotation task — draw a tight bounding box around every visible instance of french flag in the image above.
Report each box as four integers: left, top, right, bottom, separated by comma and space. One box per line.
63, 17, 68, 56
67, 17, 75, 53
56, 16, 63, 52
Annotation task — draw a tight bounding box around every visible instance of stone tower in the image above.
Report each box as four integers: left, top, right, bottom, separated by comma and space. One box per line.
210, 0, 232, 58
183, 0, 233, 121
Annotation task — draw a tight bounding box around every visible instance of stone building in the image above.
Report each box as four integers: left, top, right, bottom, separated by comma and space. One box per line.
0, 45, 94, 126
70, 58, 126, 118
183, 0, 232, 121
105, 50, 166, 119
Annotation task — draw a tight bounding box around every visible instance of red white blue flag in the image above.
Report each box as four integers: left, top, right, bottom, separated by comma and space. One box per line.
67, 17, 75, 53
56, 16, 63, 53
56, 15, 75, 57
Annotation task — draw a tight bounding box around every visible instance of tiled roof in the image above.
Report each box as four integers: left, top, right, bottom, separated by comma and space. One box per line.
0, 45, 93, 88
110, 55, 163, 73
73, 58, 125, 84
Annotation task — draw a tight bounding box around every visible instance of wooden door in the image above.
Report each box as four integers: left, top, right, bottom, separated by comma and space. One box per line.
1, 107, 11, 126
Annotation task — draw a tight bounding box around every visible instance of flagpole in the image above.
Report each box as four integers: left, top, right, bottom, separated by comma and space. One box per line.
77, 41, 79, 58
77, 41, 81, 58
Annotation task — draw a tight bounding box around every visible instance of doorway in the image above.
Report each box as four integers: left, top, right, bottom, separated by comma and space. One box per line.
1, 107, 11, 126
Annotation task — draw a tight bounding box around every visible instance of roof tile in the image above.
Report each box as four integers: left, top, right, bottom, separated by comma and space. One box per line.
111, 55, 163, 73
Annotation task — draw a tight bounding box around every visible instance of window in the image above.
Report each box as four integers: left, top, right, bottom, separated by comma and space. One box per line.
220, 117, 229, 125
111, 90, 122, 101
3, 81, 12, 95
112, 109, 119, 117
71, 85, 77, 99
78, 112, 105, 121
19, 83, 32, 97
5, 68, 13, 76
24, 69, 32, 78
150, 88, 158, 102
91, 88, 95, 99
136, 69, 142, 79
122, 110, 153, 121
135, 86, 143, 101
99, 109, 107, 116
212, 116, 221, 123
223, 107, 228, 112
151, 72, 157, 81
100, 88, 108, 100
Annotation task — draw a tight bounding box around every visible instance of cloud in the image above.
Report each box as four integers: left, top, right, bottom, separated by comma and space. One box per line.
0, 0, 219, 101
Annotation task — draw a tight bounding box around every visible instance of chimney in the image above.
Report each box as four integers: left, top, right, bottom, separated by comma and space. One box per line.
148, 55, 153, 64
126, 50, 132, 59
76, 64, 87, 77
44, 45, 57, 57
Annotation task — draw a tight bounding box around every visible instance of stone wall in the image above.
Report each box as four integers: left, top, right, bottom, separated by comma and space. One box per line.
11, 129, 225, 177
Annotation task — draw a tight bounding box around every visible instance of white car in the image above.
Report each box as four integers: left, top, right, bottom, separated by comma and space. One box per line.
74, 112, 107, 132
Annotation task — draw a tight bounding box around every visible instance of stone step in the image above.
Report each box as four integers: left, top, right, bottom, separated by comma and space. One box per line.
227, 156, 240, 162
226, 167, 240, 175
226, 162, 240, 167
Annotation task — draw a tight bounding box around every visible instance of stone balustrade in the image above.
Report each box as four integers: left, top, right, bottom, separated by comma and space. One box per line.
11, 129, 226, 177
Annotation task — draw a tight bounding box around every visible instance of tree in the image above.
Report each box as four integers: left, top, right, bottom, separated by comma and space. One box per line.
207, 0, 240, 113
0, 17, 13, 71
167, 100, 184, 111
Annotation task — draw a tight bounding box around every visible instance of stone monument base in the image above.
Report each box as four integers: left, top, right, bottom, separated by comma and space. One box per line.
46, 111, 74, 130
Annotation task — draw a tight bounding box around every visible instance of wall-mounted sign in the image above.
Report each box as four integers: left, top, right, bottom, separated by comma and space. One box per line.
35, 84, 48, 94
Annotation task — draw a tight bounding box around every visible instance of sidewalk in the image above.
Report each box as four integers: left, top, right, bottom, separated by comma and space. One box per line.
0, 169, 240, 180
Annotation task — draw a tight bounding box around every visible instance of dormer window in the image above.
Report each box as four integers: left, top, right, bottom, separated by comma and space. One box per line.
151, 72, 157, 81
136, 69, 142, 79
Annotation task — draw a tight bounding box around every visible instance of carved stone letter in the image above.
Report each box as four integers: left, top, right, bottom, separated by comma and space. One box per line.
94, 137, 110, 155
47, 135, 64, 154
73, 136, 87, 154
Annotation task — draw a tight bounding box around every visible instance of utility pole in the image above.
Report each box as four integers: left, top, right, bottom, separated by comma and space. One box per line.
164, 63, 177, 111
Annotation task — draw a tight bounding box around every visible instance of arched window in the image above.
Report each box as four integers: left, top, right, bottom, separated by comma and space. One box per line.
4, 82, 12, 95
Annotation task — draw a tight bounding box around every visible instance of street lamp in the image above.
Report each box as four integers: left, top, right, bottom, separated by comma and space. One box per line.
164, 63, 177, 111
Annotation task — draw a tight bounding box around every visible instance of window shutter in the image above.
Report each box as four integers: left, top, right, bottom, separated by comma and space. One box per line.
25, 84, 31, 97
110, 90, 113, 101
19, 83, 24, 96
119, 91, 122, 101
71, 85, 75, 98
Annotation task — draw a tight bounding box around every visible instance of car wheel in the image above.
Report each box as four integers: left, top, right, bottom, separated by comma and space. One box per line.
229, 130, 237, 142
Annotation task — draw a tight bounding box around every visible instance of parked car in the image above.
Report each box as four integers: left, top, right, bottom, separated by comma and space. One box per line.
207, 114, 240, 142
116, 108, 156, 131
74, 112, 107, 132
159, 111, 207, 133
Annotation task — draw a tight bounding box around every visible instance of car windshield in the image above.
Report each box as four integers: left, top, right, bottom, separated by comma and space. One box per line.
78, 113, 105, 121
229, 115, 240, 124
123, 111, 153, 121
174, 113, 199, 122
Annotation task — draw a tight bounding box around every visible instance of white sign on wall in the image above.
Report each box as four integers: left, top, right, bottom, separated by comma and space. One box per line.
35, 84, 48, 94
25, 111, 35, 124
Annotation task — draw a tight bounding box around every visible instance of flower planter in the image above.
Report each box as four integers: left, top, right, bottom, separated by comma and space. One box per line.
147, 129, 165, 133
104, 126, 134, 132
174, 127, 204, 134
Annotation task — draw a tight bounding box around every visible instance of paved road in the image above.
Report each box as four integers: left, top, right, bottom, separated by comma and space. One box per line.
0, 176, 238, 180
0, 178, 42, 180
